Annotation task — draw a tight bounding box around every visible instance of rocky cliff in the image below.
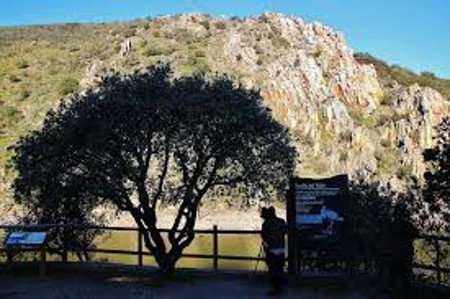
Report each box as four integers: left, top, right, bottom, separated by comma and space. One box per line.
0, 13, 449, 217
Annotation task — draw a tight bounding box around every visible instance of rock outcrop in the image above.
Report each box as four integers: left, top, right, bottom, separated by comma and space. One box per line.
0, 13, 449, 218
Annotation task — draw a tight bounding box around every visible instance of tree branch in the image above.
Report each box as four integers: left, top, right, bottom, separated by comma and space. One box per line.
152, 141, 170, 207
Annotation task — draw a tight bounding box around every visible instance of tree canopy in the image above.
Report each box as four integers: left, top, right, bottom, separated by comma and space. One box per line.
13, 64, 295, 271
422, 116, 450, 232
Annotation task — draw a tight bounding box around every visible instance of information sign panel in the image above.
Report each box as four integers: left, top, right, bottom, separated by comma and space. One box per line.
5, 232, 47, 246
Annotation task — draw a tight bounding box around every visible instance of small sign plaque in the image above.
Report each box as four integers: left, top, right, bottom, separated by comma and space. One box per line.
5, 232, 47, 246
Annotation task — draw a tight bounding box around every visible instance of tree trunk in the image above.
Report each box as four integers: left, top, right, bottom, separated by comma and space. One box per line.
155, 252, 179, 274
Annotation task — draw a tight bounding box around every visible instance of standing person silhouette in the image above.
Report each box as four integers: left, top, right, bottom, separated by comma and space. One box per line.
260, 206, 287, 296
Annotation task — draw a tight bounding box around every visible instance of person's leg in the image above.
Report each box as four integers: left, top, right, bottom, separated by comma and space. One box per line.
266, 252, 278, 293
273, 255, 285, 294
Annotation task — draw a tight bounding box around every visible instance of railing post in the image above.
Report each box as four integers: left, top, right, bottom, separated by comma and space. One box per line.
213, 225, 218, 273
138, 229, 143, 267
62, 225, 68, 263
39, 244, 47, 278
434, 238, 441, 286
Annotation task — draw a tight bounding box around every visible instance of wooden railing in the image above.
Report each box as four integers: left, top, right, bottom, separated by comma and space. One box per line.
413, 234, 450, 286
0, 224, 265, 273
1, 224, 449, 287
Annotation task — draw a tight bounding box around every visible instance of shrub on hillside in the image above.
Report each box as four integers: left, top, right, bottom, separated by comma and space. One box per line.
16, 59, 29, 69
16, 85, 30, 101
200, 20, 210, 30
57, 77, 79, 95
144, 44, 175, 56
9, 74, 21, 83
0, 105, 23, 128
215, 21, 226, 30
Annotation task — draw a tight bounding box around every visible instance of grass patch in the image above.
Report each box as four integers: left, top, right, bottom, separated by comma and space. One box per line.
56, 77, 79, 95
375, 147, 400, 176
320, 131, 334, 147
349, 108, 377, 128
180, 57, 210, 75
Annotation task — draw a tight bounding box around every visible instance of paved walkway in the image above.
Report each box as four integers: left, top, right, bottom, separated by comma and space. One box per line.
0, 275, 376, 299
0, 264, 378, 298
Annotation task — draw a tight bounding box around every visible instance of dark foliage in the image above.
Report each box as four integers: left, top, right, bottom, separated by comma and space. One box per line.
12, 64, 295, 272
423, 116, 450, 230
347, 181, 416, 294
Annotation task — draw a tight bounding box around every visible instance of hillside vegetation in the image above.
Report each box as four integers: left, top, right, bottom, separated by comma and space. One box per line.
355, 53, 450, 100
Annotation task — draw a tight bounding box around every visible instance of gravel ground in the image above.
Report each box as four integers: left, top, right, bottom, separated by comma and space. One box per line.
0, 264, 376, 299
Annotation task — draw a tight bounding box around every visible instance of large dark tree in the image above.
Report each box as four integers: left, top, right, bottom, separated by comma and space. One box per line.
13, 65, 295, 272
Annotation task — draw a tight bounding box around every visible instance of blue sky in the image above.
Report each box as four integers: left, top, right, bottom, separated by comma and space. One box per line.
1, 0, 449, 78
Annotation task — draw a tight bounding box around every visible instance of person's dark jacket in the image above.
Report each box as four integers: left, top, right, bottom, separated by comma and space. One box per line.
261, 216, 287, 253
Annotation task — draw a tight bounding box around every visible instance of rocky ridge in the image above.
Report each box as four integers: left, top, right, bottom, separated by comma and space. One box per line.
0, 13, 449, 219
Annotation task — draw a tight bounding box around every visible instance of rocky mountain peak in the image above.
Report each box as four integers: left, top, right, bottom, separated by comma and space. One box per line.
0, 13, 449, 215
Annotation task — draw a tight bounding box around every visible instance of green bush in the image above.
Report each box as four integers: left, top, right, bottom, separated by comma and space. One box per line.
396, 163, 413, 179
180, 58, 210, 75
16, 59, 29, 69
349, 108, 376, 128
379, 93, 395, 106
392, 111, 410, 122
68, 45, 80, 52
215, 21, 226, 30
139, 39, 148, 48
144, 44, 175, 56
320, 131, 334, 147
165, 28, 195, 43
123, 27, 135, 38
57, 77, 79, 95
311, 49, 322, 58
259, 14, 270, 23
9, 74, 21, 83
420, 71, 436, 78
193, 58, 210, 74
193, 48, 206, 58
380, 138, 391, 148
273, 36, 290, 49
200, 20, 210, 30
376, 112, 392, 127
340, 130, 353, 143
311, 157, 329, 174
0, 105, 23, 128
339, 151, 348, 162
16, 85, 30, 101
375, 147, 399, 176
